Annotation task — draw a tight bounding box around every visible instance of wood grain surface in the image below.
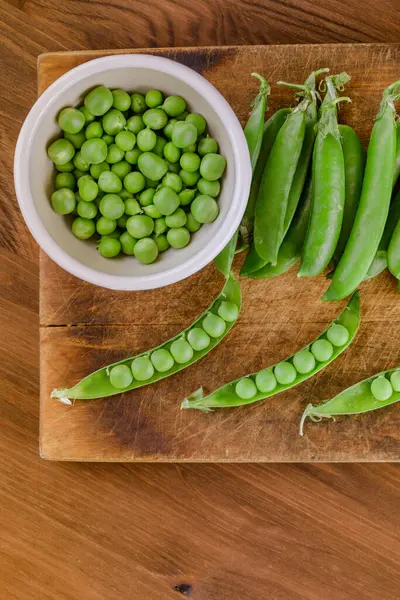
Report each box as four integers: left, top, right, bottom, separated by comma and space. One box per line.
2, 1, 400, 598
40, 44, 400, 461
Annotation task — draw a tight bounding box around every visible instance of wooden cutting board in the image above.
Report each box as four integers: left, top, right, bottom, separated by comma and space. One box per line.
40, 44, 400, 461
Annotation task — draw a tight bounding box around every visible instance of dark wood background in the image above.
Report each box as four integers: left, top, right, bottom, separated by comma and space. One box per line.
2, 0, 400, 597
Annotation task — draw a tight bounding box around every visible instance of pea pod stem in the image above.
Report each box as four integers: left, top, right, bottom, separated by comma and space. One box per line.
181, 292, 360, 411
245, 73, 271, 174
300, 366, 400, 436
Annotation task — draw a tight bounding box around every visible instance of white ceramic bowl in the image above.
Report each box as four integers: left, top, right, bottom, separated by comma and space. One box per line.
14, 54, 251, 290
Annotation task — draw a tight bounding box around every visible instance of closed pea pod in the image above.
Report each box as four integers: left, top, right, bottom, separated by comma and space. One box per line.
299, 74, 350, 277
181, 292, 360, 411
243, 73, 271, 173
52, 273, 241, 402
300, 366, 400, 436
324, 81, 400, 301
365, 187, 400, 280
387, 218, 400, 280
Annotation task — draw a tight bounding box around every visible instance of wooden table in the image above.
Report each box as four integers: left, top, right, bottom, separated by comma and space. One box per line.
2, 1, 400, 597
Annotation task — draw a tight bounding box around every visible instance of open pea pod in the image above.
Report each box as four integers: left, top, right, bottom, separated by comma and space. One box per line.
181, 292, 360, 411
300, 366, 400, 435
52, 273, 241, 402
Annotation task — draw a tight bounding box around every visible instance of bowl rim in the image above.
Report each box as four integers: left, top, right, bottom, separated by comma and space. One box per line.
14, 53, 251, 290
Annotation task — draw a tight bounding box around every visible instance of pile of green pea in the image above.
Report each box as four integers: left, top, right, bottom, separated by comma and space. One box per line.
233, 323, 350, 400
108, 299, 239, 388
47, 85, 226, 264
370, 371, 400, 402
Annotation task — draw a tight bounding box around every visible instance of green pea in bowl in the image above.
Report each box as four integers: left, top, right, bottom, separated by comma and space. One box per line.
14, 54, 251, 290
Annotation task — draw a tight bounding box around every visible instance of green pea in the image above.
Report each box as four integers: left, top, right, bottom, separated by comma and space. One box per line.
109, 364, 133, 389
180, 152, 201, 173
153, 187, 180, 215
139, 188, 156, 206
125, 148, 142, 165
200, 153, 226, 181
255, 370, 277, 393
98, 170, 122, 193
73, 169, 86, 179
102, 228, 121, 240
138, 152, 168, 181
175, 111, 188, 122
142, 108, 168, 131
167, 161, 181, 174
102, 134, 114, 146
64, 130, 86, 149
153, 136, 167, 157
151, 348, 174, 373
78, 176, 98, 202
81, 138, 108, 164
274, 362, 296, 385
186, 213, 201, 233
166, 227, 190, 249
187, 328, 210, 351
145, 89, 163, 108
78, 106, 95, 124
124, 198, 142, 216
154, 234, 169, 252
72, 217, 95, 240
163, 119, 177, 139
293, 349, 316, 375
126, 115, 145, 134
217, 301, 239, 322
56, 161, 74, 173
115, 130, 136, 151
172, 122, 198, 149
85, 121, 103, 139
131, 93, 146, 113
143, 204, 162, 219
311, 339, 334, 362
186, 113, 207, 135
119, 231, 137, 255
102, 109, 126, 135
77, 200, 97, 219
197, 178, 220, 197
390, 370, 400, 392
98, 236, 121, 258
117, 214, 128, 229
111, 88, 131, 111
51, 188, 76, 214
137, 128, 157, 152
179, 169, 200, 187
96, 216, 117, 236
179, 189, 196, 206
126, 214, 154, 238
170, 338, 193, 364
73, 151, 90, 171
326, 324, 350, 347
165, 208, 187, 228
371, 376, 393, 401
58, 107, 85, 134
163, 141, 181, 163
202, 313, 226, 338
106, 143, 125, 164
84, 86, 113, 116
236, 378, 257, 400
198, 136, 218, 156
111, 160, 131, 179
55, 172, 76, 190
162, 173, 183, 193
133, 237, 159, 264
124, 172, 146, 194
191, 195, 219, 223
162, 95, 186, 117
99, 194, 125, 219
154, 217, 167, 236
48, 139, 75, 165
119, 189, 133, 200
90, 162, 110, 179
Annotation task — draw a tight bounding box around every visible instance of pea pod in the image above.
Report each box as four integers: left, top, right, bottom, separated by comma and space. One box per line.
324, 81, 400, 302
300, 366, 400, 436
248, 176, 313, 279
394, 119, 400, 185
214, 230, 238, 278
52, 273, 241, 402
240, 108, 291, 274
388, 217, 400, 280
299, 74, 350, 277
245, 73, 271, 173
365, 188, 400, 280
181, 292, 360, 411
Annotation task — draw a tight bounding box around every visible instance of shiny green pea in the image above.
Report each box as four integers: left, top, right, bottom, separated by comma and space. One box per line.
84, 86, 113, 116
81, 138, 108, 164
96, 216, 117, 236
143, 108, 168, 130
109, 364, 133, 389
55, 172, 76, 190
172, 122, 198, 148
125, 148, 142, 165
137, 152, 168, 180
90, 162, 110, 179
326, 324, 349, 347
106, 143, 125, 164
179, 169, 200, 186
186, 213, 201, 233
58, 107, 85, 134
102, 109, 126, 135
170, 338, 193, 364
124, 172, 146, 194
133, 237, 159, 264
139, 188, 156, 206
153, 187, 180, 215
111, 89, 131, 111
154, 217, 167, 236
163, 119, 177, 139
98, 170, 122, 193
85, 121, 103, 139
64, 130, 86, 149
255, 370, 277, 393
180, 152, 201, 172
202, 313, 226, 338
131, 93, 146, 114
126, 115, 145, 134
293, 349, 316, 374
48, 139, 75, 165
102, 134, 114, 146
390, 371, 400, 392
187, 328, 211, 351
126, 215, 154, 238
198, 136, 218, 156
165, 208, 187, 228
167, 227, 190, 249
99, 194, 125, 219
154, 234, 169, 252
217, 301, 239, 322
51, 188, 76, 214
162, 173, 183, 193
200, 153, 226, 181
117, 214, 128, 229
236, 378, 257, 400
274, 362, 296, 385
143, 204, 162, 219
186, 113, 207, 135
190, 195, 219, 223
145, 89, 163, 108
131, 356, 155, 380
162, 96, 186, 117
98, 236, 121, 258
311, 339, 334, 362
124, 198, 141, 216
119, 231, 137, 255
72, 217, 95, 240
77, 200, 97, 219
73, 151, 90, 171
56, 161, 75, 173
151, 349, 174, 373
371, 376, 393, 401
163, 141, 181, 163
115, 130, 136, 151
111, 160, 131, 179
79, 106, 95, 124
153, 136, 167, 157
137, 128, 157, 152
197, 178, 220, 197
78, 176, 98, 202
175, 111, 188, 122
179, 189, 196, 206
